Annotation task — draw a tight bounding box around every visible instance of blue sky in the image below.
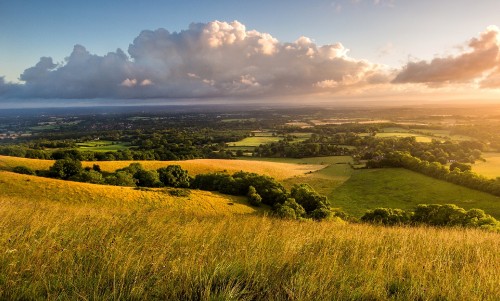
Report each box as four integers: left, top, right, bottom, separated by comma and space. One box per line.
1, 0, 500, 105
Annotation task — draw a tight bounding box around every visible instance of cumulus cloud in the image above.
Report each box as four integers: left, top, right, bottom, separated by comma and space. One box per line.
393, 26, 500, 87
0, 20, 390, 100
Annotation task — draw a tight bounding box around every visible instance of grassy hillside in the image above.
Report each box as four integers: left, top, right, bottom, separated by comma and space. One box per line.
243, 156, 500, 219
1, 195, 498, 300
0, 155, 322, 181
0, 171, 260, 215
473, 152, 500, 179
332, 168, 500, 218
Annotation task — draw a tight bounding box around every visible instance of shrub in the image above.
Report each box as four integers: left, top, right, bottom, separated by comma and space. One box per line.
273, 198, 306, 220
105, 171, 137, 187
49, 159, 83, 179
158, 165, 191, 188
290, 184, 330, 213
167, 188, 191, 197
361, 208, 413, 225
12, 165, 35, 175
70, 170, 104, 184
247, 186, 262, 207
117, 162, 144, 175
134, 169, 162, 187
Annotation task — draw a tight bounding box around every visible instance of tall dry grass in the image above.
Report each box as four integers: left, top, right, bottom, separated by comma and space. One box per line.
1, 196, 498, 300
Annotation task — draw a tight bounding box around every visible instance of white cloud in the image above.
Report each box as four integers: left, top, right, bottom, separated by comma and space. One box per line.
393, 26, 500, 87
0, 20, 391, 100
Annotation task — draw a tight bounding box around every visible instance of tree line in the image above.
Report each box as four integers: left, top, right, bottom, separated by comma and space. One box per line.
361, 204, 500, 232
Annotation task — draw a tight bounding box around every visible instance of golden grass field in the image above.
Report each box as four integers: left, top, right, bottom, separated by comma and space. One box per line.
473, 152, 500, 179
1, 192, 498, 300
0, 160, 499, 299
0, 155, 323, 181
0, 171, 260, 215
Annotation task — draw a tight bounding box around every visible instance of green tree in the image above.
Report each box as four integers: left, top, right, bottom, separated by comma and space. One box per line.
49, 159, 83, 179
134, 169, 162, 187
71, 170, 103, 184
157, 165, 191, 188
274, 198, 306, 219
290, 184, 329, 213
247, 185, 262, 206
361, 208, 412, 225
105, 171, 137, 186
450, 162, 471, 172
12, 165, 36, 175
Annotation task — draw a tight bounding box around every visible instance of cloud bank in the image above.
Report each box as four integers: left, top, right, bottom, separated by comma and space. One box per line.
0, 20, 390, 100
393, 26, 500, 87
1, 21, 499, 104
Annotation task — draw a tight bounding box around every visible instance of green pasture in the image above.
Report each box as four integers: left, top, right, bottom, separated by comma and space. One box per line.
76, 140, 132, 152
331, 168, 500, 218
227, 136, 282, 147
244, 155, 500, 219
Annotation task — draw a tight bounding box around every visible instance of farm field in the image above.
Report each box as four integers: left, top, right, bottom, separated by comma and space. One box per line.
75, 140, 132, 152
375, 132, 435, 143
227, 136, 282, 147
1, 183, 498, 300
473, 152, 500, 179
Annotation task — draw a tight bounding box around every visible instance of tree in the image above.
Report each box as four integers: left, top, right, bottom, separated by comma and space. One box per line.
290, 184, 329, 213
247, 185, 262, 206
105, 171, 137, 186
450, 162, 471, 172
361, 208, 412, 225
134, 169, 162, 187
157, 165, 191, 188
12, 165, 35, 175
274, 198, 306, 219
49, 159, 83, 179
117, 162, 144, 175
71, 170, 103, 184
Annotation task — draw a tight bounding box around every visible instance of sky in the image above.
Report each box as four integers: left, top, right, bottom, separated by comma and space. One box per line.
1, 0, 500, 107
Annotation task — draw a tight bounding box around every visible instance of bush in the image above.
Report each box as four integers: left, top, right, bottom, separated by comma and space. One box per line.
273, 198, 306, 220
105, 171, 137, 187
134, 169, 162, 187
158, 165, 191, 188
167, 188, 191, 197
361, 208, 413, 225
49, 159, 83, 179
247, 186, 262, 207
70, 170, 104, 184
361, 204, 500, 231
117, 162, 144, 175
290, 184, 330, 213
310, 207, 333, 220
191, 172, 228, 191
12, 165, 36, 175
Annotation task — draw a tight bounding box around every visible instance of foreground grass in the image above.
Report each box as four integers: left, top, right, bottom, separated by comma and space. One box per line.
1, 196, 498, 300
